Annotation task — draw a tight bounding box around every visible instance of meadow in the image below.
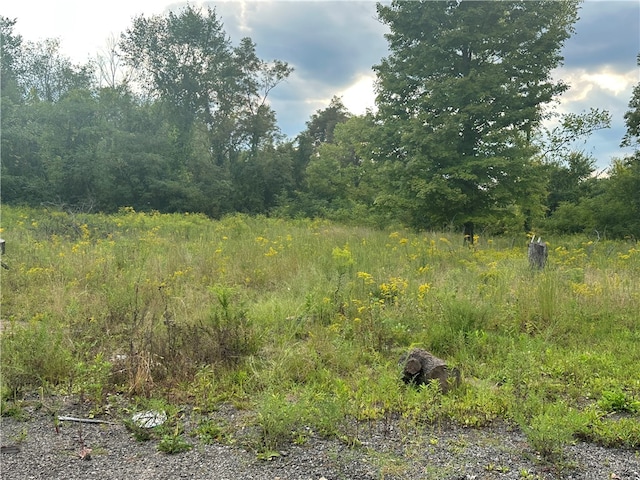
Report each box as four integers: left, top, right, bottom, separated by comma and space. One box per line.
1, 205, 639, 462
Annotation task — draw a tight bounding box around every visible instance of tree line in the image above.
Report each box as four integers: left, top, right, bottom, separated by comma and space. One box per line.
2, 2, 639, 238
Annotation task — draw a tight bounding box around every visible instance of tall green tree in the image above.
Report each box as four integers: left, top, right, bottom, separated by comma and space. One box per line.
549, 55, 640, 238
302, 96, 352, 147
537, 108, 610, 214
292, 97, 352, 191
120, 6, 234, 165
0, 17, 22, 102
1, 21, 95, 205
288, 114, 386, 224
622, 53, 640, 149
373, 0, 579, 234
591, 52, 640, 238
232, 37, 292, 158
120, 6, 291, 167
17, 38, 93, 103
1, 17, 30, 201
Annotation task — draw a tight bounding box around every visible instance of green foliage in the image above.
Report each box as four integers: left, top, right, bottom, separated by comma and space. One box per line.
2, 11, 637, 239
578, 417, 640, 449
253, 389, 343, 452
2, 206, 640, 464
546, 155, 640, 239
373, 0, 579, 231
598, 389, 640, 414
0, 315, 75, 396
622, 53, 640, 148
194, 418, 233, 445
590, 156, 640, 238
1, 9, 292, 216
119, 5, 291, 168
521, 402, 588, 462
157, 427, 193, 454
73, 353, 112, 404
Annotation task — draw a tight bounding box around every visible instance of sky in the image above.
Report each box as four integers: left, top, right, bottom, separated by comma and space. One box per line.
3, 0, 639, 169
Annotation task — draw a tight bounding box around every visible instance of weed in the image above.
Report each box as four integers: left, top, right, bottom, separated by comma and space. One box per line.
0, 316, 75, 396
577, 416, 640, 448
194, 419, 232, 444
519, 469, 542, 479
73, 353, 112, 405
521, 402, 588, 462
598, 389, 640, 414
157, 426, 193, 454
0, 400, 29, 420
2, 205, 640, 460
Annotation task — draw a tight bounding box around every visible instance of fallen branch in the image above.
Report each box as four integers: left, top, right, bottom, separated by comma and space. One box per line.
58, 416, 116, 425
1, 445, 21, 454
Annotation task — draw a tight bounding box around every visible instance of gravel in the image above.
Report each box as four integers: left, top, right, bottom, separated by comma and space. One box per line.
1, 396, 639, 480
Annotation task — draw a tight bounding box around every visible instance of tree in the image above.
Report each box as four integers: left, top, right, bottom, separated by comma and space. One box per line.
95, 34, 133, 90
120, 6, 291, 167
232, 37, 293, 158
1, 22, 95, 205
302, 96, 352, 147
590, 52, 640, 238
0, 17, 22, 102
292, 97, 352, 191
622, 53, 640, 149
547, 57, 640, 238
18, 38, 93, 102
373, 0, 580, 234
293, 114, 385, 223
587, 157, 640, 238
536, 108, 611, 214
120, 5, 234, 163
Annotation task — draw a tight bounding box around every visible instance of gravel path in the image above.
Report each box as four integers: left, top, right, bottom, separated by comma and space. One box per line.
1, 397, 639, 480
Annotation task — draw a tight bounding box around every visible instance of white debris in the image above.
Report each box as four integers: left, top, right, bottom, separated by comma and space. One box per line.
132, 410, 167, 428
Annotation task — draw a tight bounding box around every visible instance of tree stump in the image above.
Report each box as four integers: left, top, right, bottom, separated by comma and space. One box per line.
0, 238, 7, 270
399, 348, 460, 393
528, 238, 548, 269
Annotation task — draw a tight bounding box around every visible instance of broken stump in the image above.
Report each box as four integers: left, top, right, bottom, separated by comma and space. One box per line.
528, 237, 548, 270
399, 348, 460, 393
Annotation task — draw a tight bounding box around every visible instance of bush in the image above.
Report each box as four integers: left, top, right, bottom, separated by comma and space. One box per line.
1, 316, 75, 396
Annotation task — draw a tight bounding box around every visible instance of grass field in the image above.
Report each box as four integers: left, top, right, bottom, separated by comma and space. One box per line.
1, 205, 639, 461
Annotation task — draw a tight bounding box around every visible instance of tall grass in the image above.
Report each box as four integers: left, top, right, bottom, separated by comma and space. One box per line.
1, 206, 639, 458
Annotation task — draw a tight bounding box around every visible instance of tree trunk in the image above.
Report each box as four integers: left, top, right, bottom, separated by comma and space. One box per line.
463, 221, 474, 245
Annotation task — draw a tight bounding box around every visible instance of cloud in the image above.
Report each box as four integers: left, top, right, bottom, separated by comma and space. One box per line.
559, 67, 637, 103
551, 65, 638, 168
5, 0, 638, 158
562, 1, 639, 71
208, 1, 388, 136
338, 73, 377, 115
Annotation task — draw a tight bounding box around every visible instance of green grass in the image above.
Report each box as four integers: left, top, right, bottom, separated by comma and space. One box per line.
1, 205, 639, 461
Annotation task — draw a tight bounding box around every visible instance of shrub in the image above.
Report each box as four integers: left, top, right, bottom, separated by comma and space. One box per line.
0, 316, 75, 396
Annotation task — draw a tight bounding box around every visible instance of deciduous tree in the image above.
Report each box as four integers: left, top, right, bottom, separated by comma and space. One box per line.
373, 0, 580, 234
120, 6, 291, 167
622, 53, 640, 149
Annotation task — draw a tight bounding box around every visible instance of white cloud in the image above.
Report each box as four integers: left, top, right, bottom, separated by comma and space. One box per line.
585, 70, 636, 96
5, 0, 176, 62
5, 0, 638, 156
559, 67, 638, 104
339, 74, 377, 115
546, 65, 638, 168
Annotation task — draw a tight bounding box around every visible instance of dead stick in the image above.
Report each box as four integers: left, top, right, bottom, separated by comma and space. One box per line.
58, 416, 116, 425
